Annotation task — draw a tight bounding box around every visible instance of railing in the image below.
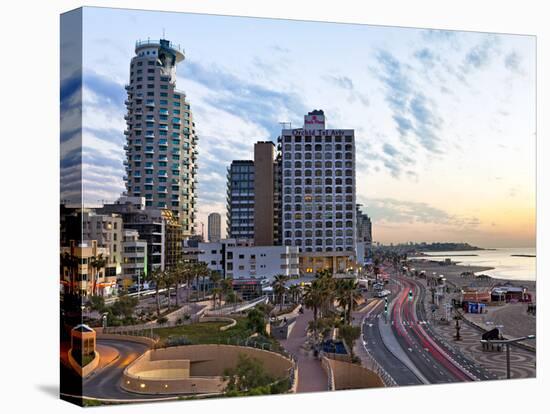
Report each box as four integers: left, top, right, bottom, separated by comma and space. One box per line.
135, 39, 184, 54
205, 295, 269, 316
321, 356, 336, 391
361, 335, 397, 387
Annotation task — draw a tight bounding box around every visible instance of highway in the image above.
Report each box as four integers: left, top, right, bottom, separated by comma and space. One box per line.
362, 296, 423, 386
408, 276, 497, 381
362, 263, 496, 385
391, 275, 472, 384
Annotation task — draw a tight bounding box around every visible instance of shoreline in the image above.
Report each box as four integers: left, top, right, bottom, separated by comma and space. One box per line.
408, 259, 536, 298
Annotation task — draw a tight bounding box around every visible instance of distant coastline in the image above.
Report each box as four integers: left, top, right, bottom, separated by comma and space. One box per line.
511, 254, 536, 258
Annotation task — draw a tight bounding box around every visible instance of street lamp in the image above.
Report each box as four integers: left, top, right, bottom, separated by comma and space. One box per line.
480, 335, 535, 379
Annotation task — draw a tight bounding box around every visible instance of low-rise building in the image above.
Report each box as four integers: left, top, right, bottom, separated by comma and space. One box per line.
198, 239, 299, 280
61, 240, 117, 297
121, 229, 147, 286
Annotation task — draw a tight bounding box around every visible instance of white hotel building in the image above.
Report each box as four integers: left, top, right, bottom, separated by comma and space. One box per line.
279, 110, 357, 274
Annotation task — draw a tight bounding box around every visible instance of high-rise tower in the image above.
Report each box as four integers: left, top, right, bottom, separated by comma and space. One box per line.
123, 39, 198, 236
279, 110, 357, 274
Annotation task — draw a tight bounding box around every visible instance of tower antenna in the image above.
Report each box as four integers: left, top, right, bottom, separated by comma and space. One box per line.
162, 28, 166, 39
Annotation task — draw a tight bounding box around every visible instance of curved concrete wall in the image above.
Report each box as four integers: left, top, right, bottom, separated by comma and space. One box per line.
325, 357, 385, 390
122, 344, 294, 395
68, 349, 99, 378
97, 333, 157, 348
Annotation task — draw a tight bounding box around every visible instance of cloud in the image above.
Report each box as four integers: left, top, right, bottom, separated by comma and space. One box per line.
360, 197, 480, 228
325, 75, 370, 106
504, 51, 523, 74
373, 50, 443, 154
461, 37, 500, 72
180, 61, 307, 138
414, 48, 438, 68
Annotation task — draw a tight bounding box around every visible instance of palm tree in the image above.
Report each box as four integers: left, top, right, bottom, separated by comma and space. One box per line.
288, 285, 301, 304
315, 270, 336, 317
220, 277, 233, 307
210, 271, 222, 309
89, 254, 107, 296
164, 268, 178, 309
193, 262, 210, 301
271, 274, 289, 311
149, 268, 166, 317
335, 279, 362, 324
60, 252, 79, 295
303, 280, 325, 342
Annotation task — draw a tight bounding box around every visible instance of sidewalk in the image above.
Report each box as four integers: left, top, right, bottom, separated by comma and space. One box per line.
279, 308, 328, 393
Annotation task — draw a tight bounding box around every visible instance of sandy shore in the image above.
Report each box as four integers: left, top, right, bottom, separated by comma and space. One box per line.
408, 259, 536, 299
409, 259, 536, 348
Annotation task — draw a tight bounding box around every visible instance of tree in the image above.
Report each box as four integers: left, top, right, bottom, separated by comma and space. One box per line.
87, 295, 105, 313
173, 261, 190, 308
164, 268, 178, 309
224, 354, 274, 393
89, 254, 107, 296
111, 294, 138, 320
288, 285, 301, 304
210, 271, 222, 309
271, 274, 289, 311
246, 307, 267, 335
60, 252, 79, 295
335, 279, 362, 325
303, 280, 325, 342
220, 277, 234, 306
339, 324, 361, 354
149, 268, 166, 317
193, 262, 210, 300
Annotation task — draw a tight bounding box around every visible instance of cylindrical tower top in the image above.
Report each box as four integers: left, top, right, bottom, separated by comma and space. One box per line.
134, 38, 185, 62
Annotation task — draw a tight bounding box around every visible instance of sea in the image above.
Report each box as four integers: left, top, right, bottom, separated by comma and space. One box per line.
410, 247, 536, 281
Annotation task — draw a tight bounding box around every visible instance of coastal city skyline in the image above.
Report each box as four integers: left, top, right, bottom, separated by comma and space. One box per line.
59, 7, 536, 407
66, 9, 535, 248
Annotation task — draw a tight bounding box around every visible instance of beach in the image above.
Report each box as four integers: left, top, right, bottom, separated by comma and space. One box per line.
408, 259, 536, 349
408, 259, 536, 299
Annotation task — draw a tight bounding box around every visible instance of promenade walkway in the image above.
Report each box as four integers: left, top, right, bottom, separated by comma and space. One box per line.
279, 308, 328, 393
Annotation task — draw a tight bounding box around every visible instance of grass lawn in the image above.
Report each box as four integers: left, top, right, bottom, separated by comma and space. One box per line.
154, 318, 283, 352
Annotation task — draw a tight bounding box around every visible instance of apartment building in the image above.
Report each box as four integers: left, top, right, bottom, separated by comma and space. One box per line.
226, 160, 255, 240
123, 38, 198, 235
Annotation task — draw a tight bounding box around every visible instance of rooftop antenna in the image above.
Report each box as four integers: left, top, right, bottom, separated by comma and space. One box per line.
162, 28, 166, 39
279, 121, 292, 129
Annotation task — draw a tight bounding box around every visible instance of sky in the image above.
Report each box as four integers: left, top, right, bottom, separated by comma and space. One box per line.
62, 7, 536, 248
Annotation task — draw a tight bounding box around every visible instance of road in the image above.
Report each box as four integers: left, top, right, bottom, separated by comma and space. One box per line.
362, 298, 423, 386
61, 339, 181, 402
391, 275, 472, 383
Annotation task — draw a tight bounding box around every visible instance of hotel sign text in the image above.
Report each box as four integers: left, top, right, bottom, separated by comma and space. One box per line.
292, 129, 348, 136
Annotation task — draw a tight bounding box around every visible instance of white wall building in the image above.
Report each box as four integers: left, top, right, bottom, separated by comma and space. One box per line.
121, 229, 147, 284
198, 239, 299, 280
279, 110, 357, 274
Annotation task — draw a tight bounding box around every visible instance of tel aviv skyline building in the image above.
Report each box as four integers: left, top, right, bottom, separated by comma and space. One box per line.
280, 110, 357, 274
123, 38, 198, 236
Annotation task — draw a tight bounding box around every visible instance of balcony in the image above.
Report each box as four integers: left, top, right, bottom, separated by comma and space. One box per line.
124, 130, 130, 135
159, 124, 168, 131
145, 101, 155, 107
145, 132, 155, 138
